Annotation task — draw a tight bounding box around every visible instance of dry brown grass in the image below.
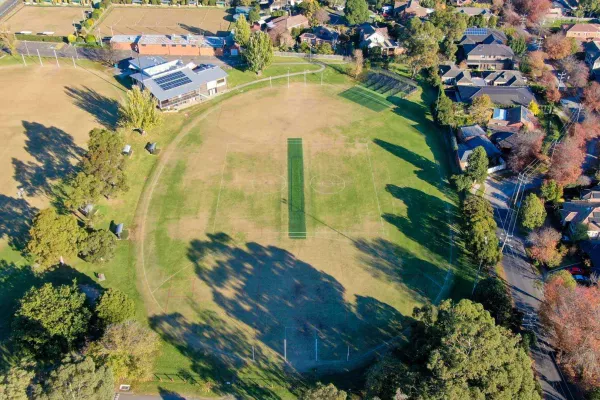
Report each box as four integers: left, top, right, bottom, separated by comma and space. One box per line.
2, 6, 85, 36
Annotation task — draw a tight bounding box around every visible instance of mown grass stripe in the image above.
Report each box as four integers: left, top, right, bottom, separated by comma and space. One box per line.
338, 86, 393, 112
288, 138, 306, 239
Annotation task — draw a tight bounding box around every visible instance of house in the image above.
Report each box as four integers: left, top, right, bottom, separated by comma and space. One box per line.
481, 70, 527, 86
129, 58, 228, 110
299, 26, 339, 49
560, 186, 600, 239
450, 0, 472, 5
585, 41, 600, 77
359, 24, 405, 56
565, 23, 600, 41
459, 28, 507, 46
393, 0, 408, 16
488, 106, 535, 132
455, 124, 503, 171
545, 2, 566, 19
456, 85, 536, 106
440, 65, 476, 86
463, 43, 514, 70
267, 14, 309, 43
455, 7, 492, 18
402, 0, 434, 18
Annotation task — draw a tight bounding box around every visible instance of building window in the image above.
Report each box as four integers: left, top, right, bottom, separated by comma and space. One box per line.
162, 44, 167, 47
182, 45, 187, 47
217, 78, 225, 84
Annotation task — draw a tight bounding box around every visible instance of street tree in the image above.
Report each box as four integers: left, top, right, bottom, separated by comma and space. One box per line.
473, 277, 515, 329
82, 128, 129, 199
520, 193, 547, 231
523, 51, 548, 79
95, 288, 135, 328
78, 229, 117, 263
461, 195, 501, 267
509, 34, 527, 57
91, 320, 160, 381
118, 86, 162, 134
32, 354, 113, 400
540, 273, 600, 389
544, 33, 573, 60
12, 282, 91, 360
540, 179, 563, 205
527, 227, 563, 267
584, 82, 600, 113
549, 137, 586, 185
244, 31, 274, 75
233, 14, 251, 47
27, 208, 84, 269
344, 0, 369, 25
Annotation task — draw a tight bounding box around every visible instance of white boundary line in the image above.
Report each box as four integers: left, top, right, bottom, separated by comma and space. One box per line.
211, 142, 229, 233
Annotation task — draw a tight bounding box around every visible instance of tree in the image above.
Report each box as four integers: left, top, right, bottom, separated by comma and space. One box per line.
572, 222, 590, 242
368, 300, 540, 400
0, 25, 17, 55
488, 15, 498, 28
315, 42, 334, 55
12, 282, 91, 360
540, 179, 563, 205
435, 92, 456, 127
248, 7, 260, 24
520, 193, 547, 231
314, 8, 329, 26
473, 277, 515, 329
527, 227, 563, 267
91, 320, 159, 381
523, 51, 548, 79
468, 94, 493, 125
540, 273, 600, 389
32, 354, 113, 400
118, 86, 162, 133
513, 0, 551, 23
95, 288, 135, 327
82, 128, 129, 198
244, 31, 273, 75
344, 0, 369, 25
403, 19, 442, 78
351, 49, 363, 78
453, 146, 489, 192
528, 100, 540, 116
233, 14, 251, 47
0, 365, 34, 400
509, 34, 527, 57
27, 208, 84, 269
79, 229, 117, 263
549, 138, 586, 185
584, 82, 600, 113
461, 195, 502, 267
63, 171, 102, 211
300, 383, 347, 400
544, 33, 573, 60
298, 0, 320, 23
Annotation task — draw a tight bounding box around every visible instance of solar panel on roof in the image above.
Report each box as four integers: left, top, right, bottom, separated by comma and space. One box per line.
155, 71, 192, 90
465, 27, 488, 35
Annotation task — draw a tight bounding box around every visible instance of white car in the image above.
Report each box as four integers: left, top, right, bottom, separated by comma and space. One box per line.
335, 4, 344, 11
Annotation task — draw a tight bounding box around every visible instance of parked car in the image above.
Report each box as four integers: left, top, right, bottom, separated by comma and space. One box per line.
567, 266, 584, 275
574, 275, 591, 285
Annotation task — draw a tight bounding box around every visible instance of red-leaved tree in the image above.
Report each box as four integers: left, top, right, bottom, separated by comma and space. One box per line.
584, 82, 600, 113
527, 227, 563, 267
548, 137, 586, 185
507, 130, 544, 172
544, 33, 573, 60
540, 276, 600, 389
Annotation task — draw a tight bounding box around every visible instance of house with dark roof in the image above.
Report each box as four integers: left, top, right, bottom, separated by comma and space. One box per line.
481, 70, 526, 86
459, 28, 507, 46
440, 65, 525, 87
456, 85, 536, 106
455, 124, 503, 171
585, 41, 600, 77
489, 106, 535, 132
455, 7, 491, 18
300, 26, 339, 49
560, 186, 600, 239
402, 0, 434, 18
463, 43, 514, 70
267, 14, 310, 43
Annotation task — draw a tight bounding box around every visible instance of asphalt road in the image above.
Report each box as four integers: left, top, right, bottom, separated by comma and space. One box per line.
0, 0, 18, 19
485, 175, 582, 400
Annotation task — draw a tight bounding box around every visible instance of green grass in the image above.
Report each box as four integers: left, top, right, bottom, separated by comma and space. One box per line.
226, 62, 323, 87
338, 86, 393, 112
287, 138, 306, 239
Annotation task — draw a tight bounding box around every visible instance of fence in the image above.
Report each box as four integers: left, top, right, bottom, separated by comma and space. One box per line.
274, 51, 347, 61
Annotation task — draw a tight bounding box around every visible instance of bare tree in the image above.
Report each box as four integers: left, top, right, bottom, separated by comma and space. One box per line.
0, 25, 17, 56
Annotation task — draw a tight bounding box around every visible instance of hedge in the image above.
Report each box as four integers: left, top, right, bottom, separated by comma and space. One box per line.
15, 34, 66, 43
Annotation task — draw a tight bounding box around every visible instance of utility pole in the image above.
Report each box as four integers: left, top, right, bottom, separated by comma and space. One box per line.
557, 70, 567, 91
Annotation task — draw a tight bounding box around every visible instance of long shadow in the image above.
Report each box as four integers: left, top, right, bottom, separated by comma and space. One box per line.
64, 86, 119, 129
12, 121, 84, 199
151, 232, 409, 396
0, 195, 38, 251
383, 184, 455, 258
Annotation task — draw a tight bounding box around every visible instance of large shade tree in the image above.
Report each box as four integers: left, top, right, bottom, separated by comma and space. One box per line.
461, 195, 501, 267
344, 0, 369, 25
12, 282, 91, 360
118, 86, 162, 133
82, 128, 129, 198
244, 31, 274, 75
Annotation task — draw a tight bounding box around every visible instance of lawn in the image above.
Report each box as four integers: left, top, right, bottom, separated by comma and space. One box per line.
0, 60, 471, 398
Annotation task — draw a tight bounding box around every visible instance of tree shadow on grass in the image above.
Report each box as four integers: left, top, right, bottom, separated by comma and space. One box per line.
0, 195, 37, 251
12, 121, 85, 199
64, 86, 120, 129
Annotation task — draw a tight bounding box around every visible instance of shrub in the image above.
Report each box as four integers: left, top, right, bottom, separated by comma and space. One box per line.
85, 34, 97, 44
15, 34, 66, 43
67, 34, 77, 44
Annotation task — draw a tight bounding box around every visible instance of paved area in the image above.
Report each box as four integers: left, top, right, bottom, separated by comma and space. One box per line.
484, 174, 582, 400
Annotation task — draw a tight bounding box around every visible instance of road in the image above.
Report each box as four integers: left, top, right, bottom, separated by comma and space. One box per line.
115, 393, 235, 400
484, 175, 582, 400
0, 0, 19, 19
